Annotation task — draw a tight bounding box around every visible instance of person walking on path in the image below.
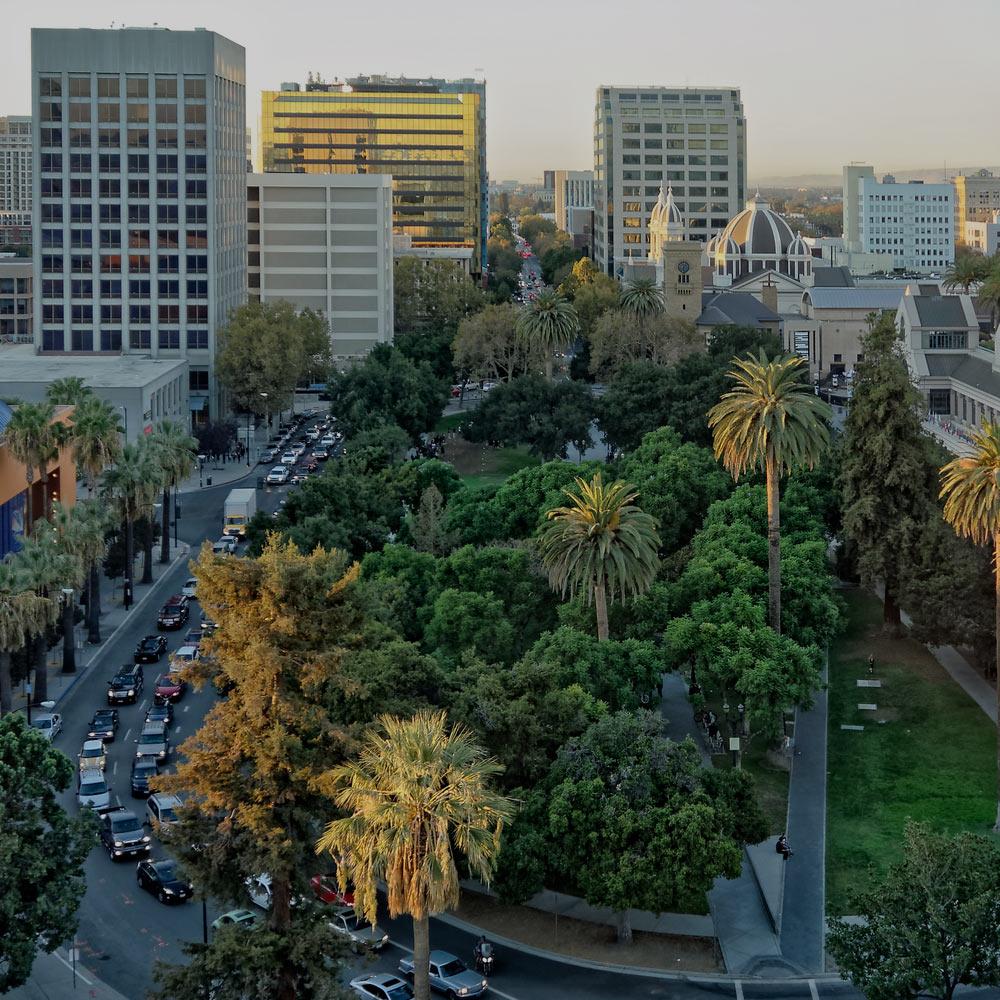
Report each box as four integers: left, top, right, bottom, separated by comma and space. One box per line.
868, 653, 875, 674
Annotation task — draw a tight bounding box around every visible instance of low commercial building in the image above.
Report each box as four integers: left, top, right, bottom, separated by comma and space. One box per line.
964, 213, 1000, 256
0, 344, 187, 441
0, 257, 32, 344
393, 233, 473, 275
554, 170, 594, 248
247, 173, 394, 361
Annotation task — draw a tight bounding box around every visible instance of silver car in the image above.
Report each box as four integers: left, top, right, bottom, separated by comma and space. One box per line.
77, 769, 112, 812
398, 951, 487, 997
135, 722, 169, 761
31, 712, 62, 742
328, 906, 389, 952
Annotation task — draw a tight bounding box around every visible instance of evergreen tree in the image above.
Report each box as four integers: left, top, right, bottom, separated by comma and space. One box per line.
839, 314, 937, 632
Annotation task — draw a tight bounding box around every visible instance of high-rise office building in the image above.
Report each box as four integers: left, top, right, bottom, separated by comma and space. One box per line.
31, 27, 246, 420
0, 116, 32, 245
553, 169, 594, 243
260, 76, 487, 274
592, 85, 746, 275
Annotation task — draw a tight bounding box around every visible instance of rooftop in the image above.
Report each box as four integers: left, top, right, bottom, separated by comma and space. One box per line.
912, 295, 969, 328
699, 291, 780, 327
0, 345, 186, 388
804, 288, 902, 311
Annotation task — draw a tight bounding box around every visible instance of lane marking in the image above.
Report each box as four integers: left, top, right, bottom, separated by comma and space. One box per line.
123, 728, 132, 742
112, 760, 117, 776
735, 982, 744, 1000
182, 705, 190, 713
139, 698, 148, 711
51, 950, 93, 986
809, 980, 820, 1000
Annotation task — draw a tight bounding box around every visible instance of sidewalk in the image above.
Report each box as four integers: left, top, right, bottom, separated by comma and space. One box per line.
6, 947, 130, 1000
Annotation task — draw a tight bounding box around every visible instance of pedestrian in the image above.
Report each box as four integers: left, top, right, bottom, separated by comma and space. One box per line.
868, 653, 875, 675
776, 834, 793, 860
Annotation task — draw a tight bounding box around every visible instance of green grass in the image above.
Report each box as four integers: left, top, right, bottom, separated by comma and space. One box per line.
435, 412, 466, 433
825, 588, 995, 915
457, 447, 538, 490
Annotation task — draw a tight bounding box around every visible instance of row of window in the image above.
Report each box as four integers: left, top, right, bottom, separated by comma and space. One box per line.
40, 126, 208, 150
40, 278, 209, 298
42, 203, 209, 224
42, 228, 210, 250
39, 75, 206, 99
41, 177, 208, 198
41, 328, 208, 352
40, 153, 208, 173
39, 101, 207, 124
41, 253, 208, 273
42, 303, 209, 323
619, 122, 736, 135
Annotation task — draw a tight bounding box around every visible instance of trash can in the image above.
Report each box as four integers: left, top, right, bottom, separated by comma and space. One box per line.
206, 476, 212, 487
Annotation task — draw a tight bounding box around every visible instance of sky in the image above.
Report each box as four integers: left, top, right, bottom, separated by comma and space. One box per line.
4, 0, 999, 184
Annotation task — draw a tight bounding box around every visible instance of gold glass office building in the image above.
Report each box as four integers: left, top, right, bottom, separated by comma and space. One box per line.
260, 76, 487, 273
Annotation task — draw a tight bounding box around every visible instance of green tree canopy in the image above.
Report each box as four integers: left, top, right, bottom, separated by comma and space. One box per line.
393, 257, 485, 336
452, 302, 534, 383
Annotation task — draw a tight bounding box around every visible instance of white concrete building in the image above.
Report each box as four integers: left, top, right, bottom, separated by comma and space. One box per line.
31, 27, 247, 424
855, 173, 954, 273
842, 163, 874, 252
593, 86, 747, 275
0, 257, 32, 343
554, 170, 594, 237
0, 116, 32, 246
964, 212, 1000, 256
247, 173, 393, 361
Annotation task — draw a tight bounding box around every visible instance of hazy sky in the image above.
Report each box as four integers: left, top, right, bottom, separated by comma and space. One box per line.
4, 0, 998, 183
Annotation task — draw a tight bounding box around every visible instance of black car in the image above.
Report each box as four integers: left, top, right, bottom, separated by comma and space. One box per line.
134, 634, 168, 663
87, 708, 119, 742
157, 596, 189, 630
130, 756, 160, 798
107, 663, 144, 705
145, 703, 173, 726
136, 859, 193, 904
99, 808, 151, 860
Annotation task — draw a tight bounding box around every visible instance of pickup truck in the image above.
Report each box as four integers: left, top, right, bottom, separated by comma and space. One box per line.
223, 489, 257, 539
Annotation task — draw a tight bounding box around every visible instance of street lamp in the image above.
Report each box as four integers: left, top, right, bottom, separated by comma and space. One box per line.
259, 392, 269, 462
61, 587, 76, 674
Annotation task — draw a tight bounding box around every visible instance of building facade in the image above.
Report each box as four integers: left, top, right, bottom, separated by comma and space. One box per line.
0, 257, 32, 343
31, 27, 246, 422
0, 116, 32, 246
965, 213, 1000, 257
553, 169, 594, 243
593, 85, 746, 275
952, 170, 1000, 242
260, 76, 487, 275
855, 173, 954, 273
247, 173, 393, 361
841, 163, 874, 252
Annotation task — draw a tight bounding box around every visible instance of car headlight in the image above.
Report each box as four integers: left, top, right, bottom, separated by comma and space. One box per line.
142, 835, 151, 843
482, 981, 488, 988
127, 689, 134, 695
158, 750, 166, 758
114, 840, 124, 847
458, 990, 468, 997
163, 887, 176, 895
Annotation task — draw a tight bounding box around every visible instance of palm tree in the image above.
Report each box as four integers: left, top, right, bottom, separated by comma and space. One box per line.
515, 289, 580, 380
977, 258, 1000, 332
5, 402, 59, 529
49, 501, 106, 662
316, 711, 514, 1000
943, 253, 989, 295
148, 421, 197, 563
940, 422, 1000, 831
46, 376, 93, 406
619, 277, 664, 357
70, 396, 123, 496
708, 352, 831, 634
0, 560, 49, 716
537, 472, 660, 641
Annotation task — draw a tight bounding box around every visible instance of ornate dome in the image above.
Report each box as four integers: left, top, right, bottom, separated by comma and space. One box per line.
714, 194, 808, 281
649, 185, 682, 228
788, 231, 811, 258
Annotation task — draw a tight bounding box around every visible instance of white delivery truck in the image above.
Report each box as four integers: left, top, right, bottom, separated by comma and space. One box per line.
223, 488, 257, 540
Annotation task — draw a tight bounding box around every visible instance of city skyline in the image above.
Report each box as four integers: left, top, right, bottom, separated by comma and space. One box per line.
3, 0, 1000, 183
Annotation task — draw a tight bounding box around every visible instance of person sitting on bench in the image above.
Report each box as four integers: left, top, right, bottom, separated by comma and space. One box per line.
776, 834, 793, 860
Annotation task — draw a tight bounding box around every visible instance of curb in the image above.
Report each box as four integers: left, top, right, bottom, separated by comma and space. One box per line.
431, 910, 845, 985
48, 544, 191, 710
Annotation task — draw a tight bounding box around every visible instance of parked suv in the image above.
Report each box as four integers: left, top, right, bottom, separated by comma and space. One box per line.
99, 807, 151, 860
108, 663, 143, 705
134, 721, 169, 762
157, 595, 189, 630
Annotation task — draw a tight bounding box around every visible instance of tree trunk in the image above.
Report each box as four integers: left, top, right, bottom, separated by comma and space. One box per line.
23, 473, 33, 535
412, 913, 431, 1000
994, 534, 1000, 833
124, 516, 135, 608
594, 576, 609, 642
615, 909, 633, 944
34, 631, 47, 693
160, 486, 171, 564
141, 519, 153, 585
765, 449, 781, 635
62, 596, 76, 673
544, 356, 553, 381
33, 630, 49, 704
87, 560, 102, 644
41, 469, 51, 521
0, 650, 11, 716
271, 876, 296, 1000
882, 580, 902, 638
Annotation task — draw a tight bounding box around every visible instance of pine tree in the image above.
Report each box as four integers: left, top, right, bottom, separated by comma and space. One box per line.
839, 314, 937, 632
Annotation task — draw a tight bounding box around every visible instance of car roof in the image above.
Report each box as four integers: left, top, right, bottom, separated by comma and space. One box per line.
141, 722, 166, 734
93, 707, 115, 715
33, 712, 57, 722
150, 793, 181, 807
156, 675, 180, 686
185, 577, 197, 584
80, 768, 105, 781
174, 645, 197, 655
358, 974, 407, 988
428, 950, 459, 963
133, 757, 158, 769
165, 594, 185, 604
81, 739, 104, 751
140, 634, 162, 642
109, 809, 139, 822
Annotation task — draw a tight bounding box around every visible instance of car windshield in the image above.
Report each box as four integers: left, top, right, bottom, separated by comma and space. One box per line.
111, 676, 132, 686
80, 779, 106, 795
138, 732, 163, 745
94, 711, 114, 721
32, 718, 52, 729
154, 862, 176, 879
141, 638, 158, 649
439, 961, 465, 977
111, 816, 139, 833
159, 806, 178, 822
81, 745, 102, 757
134, 764, 157, 777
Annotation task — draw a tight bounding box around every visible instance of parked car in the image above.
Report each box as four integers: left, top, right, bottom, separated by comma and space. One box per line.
154, 673, 186, 704
100, 807, 150, 860
108, 663, 143, 705
212, 909, 260, 933
134, 634, 168, 663
267, 466, 290, 485
328, 906, 389, 952
170, 645, 199, 670
87, 709, 119, 742
348, 974, 414, 1000
184, 627, 204, 647
78, 739, 107, 772
31, 712, 62, 742
181, 577, 198, 599
130, 756, 160, 798
245, 873, 272, 910
145, 702, 173, 726
157, 596, 189, 630
212, 536, 237, 555
146, 793, 182, 836
77, 769, 112, 812
136, 859, 192, 904
398, 952, 487, 997
134, 722, 169, 761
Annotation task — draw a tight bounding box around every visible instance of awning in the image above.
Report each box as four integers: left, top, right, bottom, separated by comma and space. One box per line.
189, 397, 208, 412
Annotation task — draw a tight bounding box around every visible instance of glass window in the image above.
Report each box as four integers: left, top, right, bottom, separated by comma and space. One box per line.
69, 153, 91, 173
187, 329, 209, 350
39, 77, 62, 97
127, 128, 149, 148
41, 177, 62, 198
99, 178, 120, 198
155, 103, 177, 124
128, 179, 149, 198
184, 103, 206, 124
40, 101, 62, 122
127, 103, 149, 124
189, 370, 209, 392
186, 254, 208, 274
101, 304, 122, 322
70, 178, 91, 198
186, 204, 207, 225
98, 103, 119, 123
100, 254, 121, 273
99, 229, 119, 249
185, 128, 207, 149
129, 279, 151, 297
41, 203, 63, 223
128, 205, 150, 225
186, 179, 207, 198
157, 204, 179, 225
128, 228, 151, 248
40, 127, 62, 148
97, 76, 119, 98
131, 328, 151, 350
158, 254, 179, 273
42, 255, 63, 274
128, 154, 149, 173
100, 329, 122, 352
71, 279, 92, 296
158, 279, 180, 296
70, 255, 90, 274
128, 254, 150, 273
184, 77, 207, 99
71, 329, 94, 351
156, 154, 178, 173
97, 128, 120, 148
69, 127, 90, 148
42, 279, 63, 297
155, 77, 178, 98
185, 154, 207, 173
156, 128, 178, 149
157, 178, 178, 198
68, 103, 91, 123
69, 77, 91, 98
158, 329, 180, 349
157, 230, 179, 249
98, 153, 119, 172
126, 77, 148, 98
41, 153, 62, 173
70, 203, 91, 223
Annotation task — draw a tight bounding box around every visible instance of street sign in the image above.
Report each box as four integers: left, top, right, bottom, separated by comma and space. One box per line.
728, 737, 741, 752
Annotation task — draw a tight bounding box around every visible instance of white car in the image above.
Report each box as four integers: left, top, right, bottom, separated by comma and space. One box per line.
181, 577, 198, 599
78, 769, 112, 811
146, 793, 182, 836
348, 973, 413, 1000
31, 711, 62, 742
170, 645, 199, 671
246, 873, 272, 910
267, 466, 290, 485
280, 451, 297, 466
79, 739, 107, 772
212, 536, 237, 555
329, 906, 389, 951
320, 435, 336, 448
291, 443, 306, 457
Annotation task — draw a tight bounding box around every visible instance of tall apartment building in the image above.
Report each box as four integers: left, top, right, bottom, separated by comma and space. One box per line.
0, 116, 32, 246
842, 163, 874, 252
31, 27, 246, 420
592, 86, 746, 275
554, 169, 594, 242
247, 173, 393, 361
856, 173, 954, 273
0, 258, 32, 343
952, 170, 1000, 243
260, 76, 487, 274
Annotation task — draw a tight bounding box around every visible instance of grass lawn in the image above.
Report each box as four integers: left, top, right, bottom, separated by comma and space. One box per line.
825, 588, 995, 915
443, 434, 538, 489
434, 412, 466, 434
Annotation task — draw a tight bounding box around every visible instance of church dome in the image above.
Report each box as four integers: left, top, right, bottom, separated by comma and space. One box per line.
714, 194, 804, 280
788, 231, 811, 257
650, 185, 683, 227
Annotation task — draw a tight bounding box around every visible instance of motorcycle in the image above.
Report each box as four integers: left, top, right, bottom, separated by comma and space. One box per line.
474, 942, 495, 976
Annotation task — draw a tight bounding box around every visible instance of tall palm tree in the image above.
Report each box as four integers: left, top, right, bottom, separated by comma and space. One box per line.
5, 401, 59, 529
316, 711, 514, 1000
977, 258, 1000, 332
619, 277, 664, 357
70, 396, 123, 496
537, 473, 660, 641
49, 501, 106, 662
148, 421, 197, 563
46, 376, 93, 406
0, 560, 49, 716
708, 352, 831, 634
940, 422, 1000, 831
515, 289, 580, 380
101, 441, 160, 608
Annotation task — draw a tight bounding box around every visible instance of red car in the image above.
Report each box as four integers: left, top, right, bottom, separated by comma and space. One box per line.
310, 874, 354, 907
154, 673, 186, 704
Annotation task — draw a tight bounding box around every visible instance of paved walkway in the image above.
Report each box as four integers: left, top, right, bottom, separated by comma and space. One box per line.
6, 948, 130, 1000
